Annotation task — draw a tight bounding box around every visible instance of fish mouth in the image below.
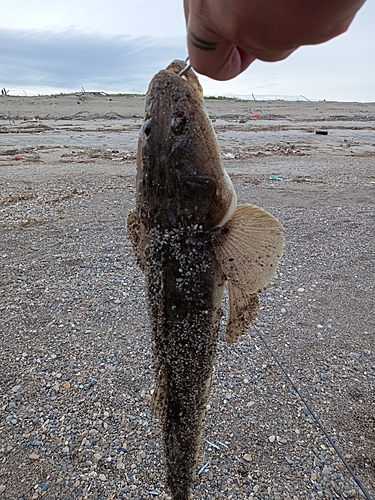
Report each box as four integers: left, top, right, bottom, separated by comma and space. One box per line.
165, 59, 187, 75
145, 60, 205, 112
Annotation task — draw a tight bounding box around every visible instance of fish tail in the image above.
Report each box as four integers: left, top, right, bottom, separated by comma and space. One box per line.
163, 416, 199, 500
163, 374, 212, 499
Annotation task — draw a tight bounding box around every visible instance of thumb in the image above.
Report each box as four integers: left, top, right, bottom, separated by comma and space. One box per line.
187, 32, 256, 80
184, 0, 255, 80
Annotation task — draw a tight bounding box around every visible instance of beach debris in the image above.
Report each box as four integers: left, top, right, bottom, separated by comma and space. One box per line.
204, 439, 221, 450
268, 174, 283, 181
78, 86, 86, 102
223, 152, 236, 159
7, 111, 15, 125
251, 113, 261, 119
315, 130, 328, 135
1, 88, 9, 96
197, 461, 211, 475
2, 149, 18, 155
217, 441, 229, 449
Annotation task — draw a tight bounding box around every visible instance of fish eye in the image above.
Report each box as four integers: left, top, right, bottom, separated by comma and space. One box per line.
143, 119, 152, 137
171, 114, 186, 136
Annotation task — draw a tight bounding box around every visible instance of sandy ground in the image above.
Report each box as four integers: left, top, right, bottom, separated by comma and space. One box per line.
0, 93, 374, 500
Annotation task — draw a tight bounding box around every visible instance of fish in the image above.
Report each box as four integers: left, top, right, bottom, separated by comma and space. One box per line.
126, 59, 284, 499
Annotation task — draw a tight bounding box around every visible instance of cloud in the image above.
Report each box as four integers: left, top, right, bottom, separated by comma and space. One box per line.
0, 28, 187, 94
0, 0, 186, 38
0, 0, 373, 102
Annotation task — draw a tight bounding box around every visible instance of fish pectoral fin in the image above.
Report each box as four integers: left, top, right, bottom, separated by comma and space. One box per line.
151, 366, 168, 421
214, 203, 284, 294
226, 282, 259, 345
214, 203, 284, 344
126, 208, 147, 272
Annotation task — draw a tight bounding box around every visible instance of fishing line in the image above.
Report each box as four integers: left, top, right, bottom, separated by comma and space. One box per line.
252, 325, 373, 500
178, 57, 191, 76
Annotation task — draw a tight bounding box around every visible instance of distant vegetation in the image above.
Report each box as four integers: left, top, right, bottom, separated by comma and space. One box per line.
105, 93, 146, 98
203, 95, 239, 101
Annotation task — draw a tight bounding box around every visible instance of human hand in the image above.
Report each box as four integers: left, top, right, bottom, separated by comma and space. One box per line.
184, 0, 366, 80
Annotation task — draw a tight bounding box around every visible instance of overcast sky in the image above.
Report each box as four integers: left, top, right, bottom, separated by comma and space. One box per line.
0, 0, 374, 101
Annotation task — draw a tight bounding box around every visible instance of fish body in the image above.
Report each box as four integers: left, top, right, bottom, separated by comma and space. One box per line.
127, 60, 284, 499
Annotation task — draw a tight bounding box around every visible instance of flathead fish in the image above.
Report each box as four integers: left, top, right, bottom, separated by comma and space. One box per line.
126, 60, 284, 499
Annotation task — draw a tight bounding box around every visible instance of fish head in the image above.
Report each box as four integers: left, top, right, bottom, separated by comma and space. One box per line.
137, 60, 236, 231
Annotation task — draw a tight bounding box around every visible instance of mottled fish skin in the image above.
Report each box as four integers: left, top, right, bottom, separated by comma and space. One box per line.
145, 224, 224, 499
136, 59, 236, 231
126, 60, 285, 499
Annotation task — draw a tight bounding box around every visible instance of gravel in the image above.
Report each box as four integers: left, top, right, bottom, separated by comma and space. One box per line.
0, 105, 374, 499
